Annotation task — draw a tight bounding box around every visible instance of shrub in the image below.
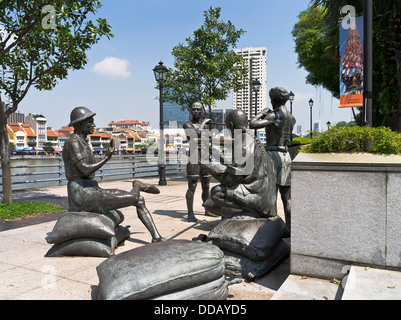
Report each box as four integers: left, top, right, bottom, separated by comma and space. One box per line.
289, 137, 314, 146
301, 126, 401, 155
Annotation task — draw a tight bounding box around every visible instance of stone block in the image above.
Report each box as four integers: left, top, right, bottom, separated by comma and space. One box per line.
291, 153, 401, 279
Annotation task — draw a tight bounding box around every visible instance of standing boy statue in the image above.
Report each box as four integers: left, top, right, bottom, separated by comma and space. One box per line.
183, 102, 213, 222
250, 87, 296, 231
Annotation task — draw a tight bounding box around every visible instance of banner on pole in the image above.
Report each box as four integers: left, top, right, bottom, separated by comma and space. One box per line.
339, 16, 364, 108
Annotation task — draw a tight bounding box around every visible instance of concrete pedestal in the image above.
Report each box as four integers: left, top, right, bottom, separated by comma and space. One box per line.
291, 153, 401, 279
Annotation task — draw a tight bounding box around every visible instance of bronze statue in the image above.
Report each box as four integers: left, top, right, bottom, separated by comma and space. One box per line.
250, 87, 296, 231
200, 109, 277, 218
183, 102, 213, 222
63, 106, 165, 243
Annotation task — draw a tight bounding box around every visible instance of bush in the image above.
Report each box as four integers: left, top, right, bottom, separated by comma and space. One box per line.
289, 137, 314, 146
301, 126, 401, 155
0, 201, 67, 220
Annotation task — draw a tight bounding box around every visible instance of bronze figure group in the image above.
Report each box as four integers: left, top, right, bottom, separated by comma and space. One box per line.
184, 87, 295, 231
56, 86, 295, 250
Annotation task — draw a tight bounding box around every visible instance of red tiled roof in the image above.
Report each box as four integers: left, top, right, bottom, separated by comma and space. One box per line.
24, 128, 36, 137
90, 131, 102, 137
8, 123, 23, 133
54, 130, 66, 138
47, 129, 58, 137
60, 126, 74, 132
19, 124, 37, 137
109, 120, 141, 126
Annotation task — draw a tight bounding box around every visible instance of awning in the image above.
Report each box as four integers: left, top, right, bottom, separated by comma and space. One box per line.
124, 148, 141, 152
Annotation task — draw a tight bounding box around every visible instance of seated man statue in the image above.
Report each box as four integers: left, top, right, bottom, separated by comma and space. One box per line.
63, 106, 165, 243
200, 109, 277, 218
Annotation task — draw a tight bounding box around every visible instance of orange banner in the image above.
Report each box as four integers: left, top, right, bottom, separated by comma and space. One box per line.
340, 94, 363, 108
340, 16, 364, 108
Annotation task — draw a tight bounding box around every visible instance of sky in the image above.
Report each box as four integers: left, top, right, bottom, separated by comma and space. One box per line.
16, 0, 355, 134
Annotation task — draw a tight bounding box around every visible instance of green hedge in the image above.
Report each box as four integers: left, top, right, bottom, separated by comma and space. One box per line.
301, 126, 401, 155
289, 137, 314, 146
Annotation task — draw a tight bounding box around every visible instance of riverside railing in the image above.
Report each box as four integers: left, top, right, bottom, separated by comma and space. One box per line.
0, 154, 188, 192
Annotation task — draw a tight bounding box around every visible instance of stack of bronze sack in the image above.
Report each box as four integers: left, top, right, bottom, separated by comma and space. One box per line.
45, 210, 130, 258
207, 212, 290, 281
96, 240, 233, 300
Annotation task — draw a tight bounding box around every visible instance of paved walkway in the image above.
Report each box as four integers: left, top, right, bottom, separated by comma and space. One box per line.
0, 175, 291, 300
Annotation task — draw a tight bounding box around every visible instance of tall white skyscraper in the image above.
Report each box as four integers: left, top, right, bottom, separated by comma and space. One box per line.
314, 120, 322, 133
233, 47, 267, 119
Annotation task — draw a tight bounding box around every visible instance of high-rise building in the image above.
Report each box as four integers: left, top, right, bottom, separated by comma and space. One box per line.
314, 120, 322, 133
211, 108, 232, 131
163, 102, 189, 129
1, 102, 25, 123
8, 111, 25, 124
25, 113, 47, 147
297, 125, 302, 136
233, 47, 267, 119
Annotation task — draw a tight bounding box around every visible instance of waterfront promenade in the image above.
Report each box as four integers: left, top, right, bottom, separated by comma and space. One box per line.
0, 174, 295, 300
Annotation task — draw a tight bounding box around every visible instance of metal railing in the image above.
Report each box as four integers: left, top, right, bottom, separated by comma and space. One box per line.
0, 154, 188, 191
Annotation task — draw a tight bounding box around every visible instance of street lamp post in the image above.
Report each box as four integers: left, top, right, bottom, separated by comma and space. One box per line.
153, 61, 169, 186
289, 91, 295, 114
364, 0, 373, 127
251, 79, 261, 137
326, 121, 331, 131
309, 99, 314, 138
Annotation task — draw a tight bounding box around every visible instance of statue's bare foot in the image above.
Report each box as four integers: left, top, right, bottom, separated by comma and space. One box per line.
132, 180, 160, 194
187, 213, 198, 223
152, 236, 166, 243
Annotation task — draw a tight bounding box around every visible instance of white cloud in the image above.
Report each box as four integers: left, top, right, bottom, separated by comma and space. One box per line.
92, 57, 131, 78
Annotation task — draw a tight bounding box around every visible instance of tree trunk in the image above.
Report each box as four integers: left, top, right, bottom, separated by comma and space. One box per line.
0, 102, 13, 204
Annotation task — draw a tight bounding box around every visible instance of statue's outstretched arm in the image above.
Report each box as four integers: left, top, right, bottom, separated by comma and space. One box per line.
75, 139, 115, 176
250, 108, 275, 129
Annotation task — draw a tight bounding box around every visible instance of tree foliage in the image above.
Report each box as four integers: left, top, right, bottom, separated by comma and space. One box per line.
298, 0, 401, 130
292, 6, 340, 98
163, 7, 247, 117
0, 0, 113, 109
0, 0, 113, 203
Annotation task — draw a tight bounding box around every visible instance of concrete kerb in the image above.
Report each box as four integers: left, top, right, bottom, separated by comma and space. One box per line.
0, 174, 292, 300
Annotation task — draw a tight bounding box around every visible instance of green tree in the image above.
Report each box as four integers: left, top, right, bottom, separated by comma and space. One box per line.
292, 6, 340, 98
0, 1, 113, 203
334, 120, 356, 128
309, 0, 401, 131
163, 7, 247, 117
